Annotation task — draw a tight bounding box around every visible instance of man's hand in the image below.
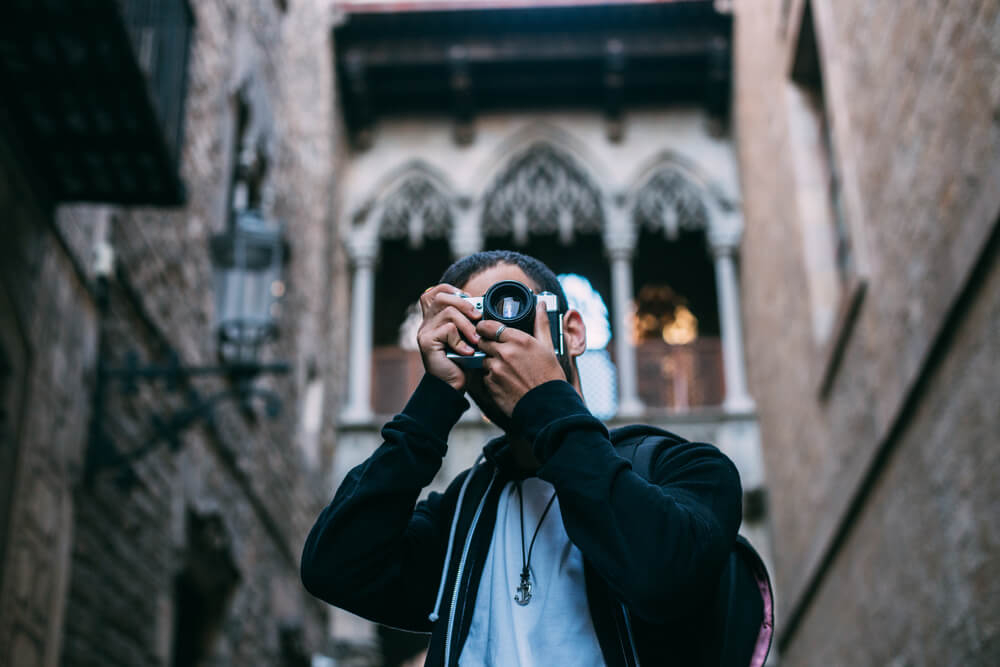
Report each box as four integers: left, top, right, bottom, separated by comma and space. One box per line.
476, 301, 566, 416
416, 284, 482, 391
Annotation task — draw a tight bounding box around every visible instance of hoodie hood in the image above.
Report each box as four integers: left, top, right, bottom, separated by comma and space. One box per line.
608, 424, 688, 444
483, 424, 686, 481
482, 435, 538, 480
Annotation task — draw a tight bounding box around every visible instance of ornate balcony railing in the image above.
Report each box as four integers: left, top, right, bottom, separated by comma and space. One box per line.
370, 337, 724, 417
0, 0, 194, 205
371, 346, 425, 416
634, 337, 724, 411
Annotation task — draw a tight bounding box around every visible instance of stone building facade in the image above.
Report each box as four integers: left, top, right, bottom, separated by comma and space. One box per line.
734, 0, 999, 663
327, 0, 773, 656
0, 0, 345, 665
330, 108, 774, 651
3, 0, 996, 665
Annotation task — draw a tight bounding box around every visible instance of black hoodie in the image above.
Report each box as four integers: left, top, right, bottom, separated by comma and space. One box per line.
301, 374, 742, 666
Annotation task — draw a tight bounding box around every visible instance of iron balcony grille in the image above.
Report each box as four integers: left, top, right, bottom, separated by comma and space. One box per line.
0, 0, 194, 205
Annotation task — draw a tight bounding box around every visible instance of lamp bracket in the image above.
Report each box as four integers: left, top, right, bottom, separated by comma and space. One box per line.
85, 347, 290, 489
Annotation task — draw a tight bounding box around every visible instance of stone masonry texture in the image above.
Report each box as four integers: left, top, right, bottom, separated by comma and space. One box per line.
0, 133, 99, 667
0, 0, 346, 665
734, 0, 999, 662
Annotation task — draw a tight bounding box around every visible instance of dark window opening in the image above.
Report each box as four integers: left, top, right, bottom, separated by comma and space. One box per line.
373, 239, 454, 346
634, 228, 719, 338
172, 570, 212, 667
791, 0, 853, 285
171, 510, 240, 667
279, 625, 311, 667
371, 239, 454, 415
633, 228, 723, 409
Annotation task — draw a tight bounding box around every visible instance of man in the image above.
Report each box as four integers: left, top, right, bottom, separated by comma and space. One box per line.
301, 250, 745, 666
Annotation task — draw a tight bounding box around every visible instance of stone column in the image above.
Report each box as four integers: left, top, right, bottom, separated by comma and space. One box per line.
450, 199, 483, 260
341, 232, 379, 424
604, 220, 644, 417
708, 220, 755, 413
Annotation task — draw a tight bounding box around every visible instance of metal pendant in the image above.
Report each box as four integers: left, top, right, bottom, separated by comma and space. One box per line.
514, 569, 532, 605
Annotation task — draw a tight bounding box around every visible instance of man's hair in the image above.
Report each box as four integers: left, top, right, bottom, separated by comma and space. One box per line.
439, 250, 569, 312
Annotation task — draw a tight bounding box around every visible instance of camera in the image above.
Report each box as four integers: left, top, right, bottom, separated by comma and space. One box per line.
446, 280, 564, 368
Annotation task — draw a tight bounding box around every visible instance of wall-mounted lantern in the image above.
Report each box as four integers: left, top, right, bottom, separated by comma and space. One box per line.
85, 212, 291, 487
211, 211, 287, 368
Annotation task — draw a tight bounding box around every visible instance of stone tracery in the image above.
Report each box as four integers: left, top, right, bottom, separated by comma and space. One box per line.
343, 141, 751, 423
632, 167, 710, 239
481, 143, 604, 244
378, 175, 453, 247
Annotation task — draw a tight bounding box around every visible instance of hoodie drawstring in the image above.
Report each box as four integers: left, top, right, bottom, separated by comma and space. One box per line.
428, 454, 484, 622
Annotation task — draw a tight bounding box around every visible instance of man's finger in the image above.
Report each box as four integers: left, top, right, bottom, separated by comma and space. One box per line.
432, 321, 475, 356
476, 320, 501, 342
421, 285, 481, 320
446, 323, 476, 356
475, 320, 525, 352
433, 306, 480, 346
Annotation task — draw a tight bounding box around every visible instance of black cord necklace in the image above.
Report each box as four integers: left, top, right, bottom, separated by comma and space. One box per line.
513, 481, 558, 606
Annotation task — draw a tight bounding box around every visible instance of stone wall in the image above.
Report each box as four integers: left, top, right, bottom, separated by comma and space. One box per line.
0, 131, 97, 667
0, 0, 346, 665
784, 232, 1000, 666
733, 0, 999, 661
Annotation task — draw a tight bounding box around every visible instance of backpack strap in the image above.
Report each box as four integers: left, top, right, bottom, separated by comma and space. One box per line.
618, 436, 656, 478
734, 536, 774, 667
610, 425, 684, 479
612, 431, 774, 667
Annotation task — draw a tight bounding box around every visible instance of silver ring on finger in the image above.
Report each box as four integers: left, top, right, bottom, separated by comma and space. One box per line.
494, 325, 507, 342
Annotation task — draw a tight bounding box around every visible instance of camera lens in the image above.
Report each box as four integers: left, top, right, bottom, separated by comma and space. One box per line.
482, 280, 536, 332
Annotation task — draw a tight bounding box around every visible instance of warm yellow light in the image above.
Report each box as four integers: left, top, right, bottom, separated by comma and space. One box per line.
662, 305, 698, 345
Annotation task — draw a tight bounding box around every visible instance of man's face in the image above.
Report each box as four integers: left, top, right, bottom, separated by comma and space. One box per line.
459, 263, 543, 431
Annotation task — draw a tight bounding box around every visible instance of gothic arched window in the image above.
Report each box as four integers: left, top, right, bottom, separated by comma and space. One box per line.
632, 167, 709, 240
630, 166, 722, 409
371, 174, 455, 415
378, 175, 453, 248
482, 144, 604, 245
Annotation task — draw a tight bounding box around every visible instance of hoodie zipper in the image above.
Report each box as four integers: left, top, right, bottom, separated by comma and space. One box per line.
443, 470, 497, 666
620, 602, 641, 667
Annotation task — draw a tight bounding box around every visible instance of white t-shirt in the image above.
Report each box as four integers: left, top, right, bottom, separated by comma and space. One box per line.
458, 477, 606, 666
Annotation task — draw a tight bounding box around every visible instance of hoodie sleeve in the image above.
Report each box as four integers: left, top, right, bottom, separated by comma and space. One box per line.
511, 380, 743, 624
300, 374, 470, 632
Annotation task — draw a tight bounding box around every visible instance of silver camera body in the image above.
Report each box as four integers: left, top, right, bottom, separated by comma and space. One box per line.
445, 280, 564, 369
